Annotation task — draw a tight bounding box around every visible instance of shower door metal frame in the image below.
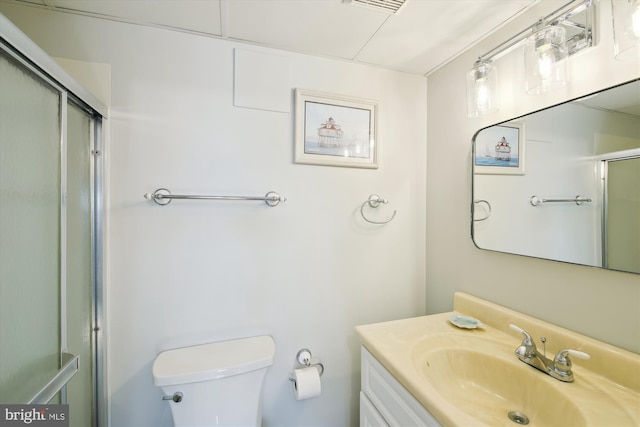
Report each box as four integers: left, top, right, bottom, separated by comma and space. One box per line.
0, 13, 107, 427
599, 148, 640, 270
90, 105, 107, 427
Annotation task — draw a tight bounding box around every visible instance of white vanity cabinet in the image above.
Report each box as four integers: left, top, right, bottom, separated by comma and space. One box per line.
360, 346, 442, 427
360, 391, 389, 427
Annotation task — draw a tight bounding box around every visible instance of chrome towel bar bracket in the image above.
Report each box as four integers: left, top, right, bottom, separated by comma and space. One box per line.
144, 188, 286, 207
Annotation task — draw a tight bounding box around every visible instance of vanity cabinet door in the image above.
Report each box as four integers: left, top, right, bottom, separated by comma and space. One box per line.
360, 347, 442, 427
360, 391, 390, 427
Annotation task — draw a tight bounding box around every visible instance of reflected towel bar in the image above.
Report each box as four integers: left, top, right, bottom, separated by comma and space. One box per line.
530, 195, 592, 206
144, 188, 286, 207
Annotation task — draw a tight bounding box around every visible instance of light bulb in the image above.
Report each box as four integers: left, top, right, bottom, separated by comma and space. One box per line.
537, 51, 554, 81
466, 60, 498, 117
525, 25, 568, 94
475, 80, 492, 112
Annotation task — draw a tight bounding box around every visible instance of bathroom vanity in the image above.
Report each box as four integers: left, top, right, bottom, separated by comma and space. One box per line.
356, 292, 640, 427
360, 346, 440, 426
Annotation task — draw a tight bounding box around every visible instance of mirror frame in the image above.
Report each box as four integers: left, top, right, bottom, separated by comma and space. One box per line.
471, 78, 640, 274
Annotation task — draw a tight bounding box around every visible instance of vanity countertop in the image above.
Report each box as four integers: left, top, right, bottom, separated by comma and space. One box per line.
356, 292, 640, 427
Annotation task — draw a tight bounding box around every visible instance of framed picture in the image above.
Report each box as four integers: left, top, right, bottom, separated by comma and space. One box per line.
294, 89, 378, 168
474, 121, 525, 175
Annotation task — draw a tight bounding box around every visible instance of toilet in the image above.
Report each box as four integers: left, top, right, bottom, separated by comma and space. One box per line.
152, 335, 275, 427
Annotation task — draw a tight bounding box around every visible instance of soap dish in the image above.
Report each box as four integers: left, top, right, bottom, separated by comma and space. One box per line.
448, 314, 485, 329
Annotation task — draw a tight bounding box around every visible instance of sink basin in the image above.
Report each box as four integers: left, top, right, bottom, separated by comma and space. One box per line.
414, 345, 585, 426
410, 333, 638, 426
356, 293, 640, 427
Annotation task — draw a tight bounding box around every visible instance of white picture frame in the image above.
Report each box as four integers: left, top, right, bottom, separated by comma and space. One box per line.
294, 89, 378, 169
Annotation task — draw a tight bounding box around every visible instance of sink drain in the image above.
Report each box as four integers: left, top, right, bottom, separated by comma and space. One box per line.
508, 411, 530, 425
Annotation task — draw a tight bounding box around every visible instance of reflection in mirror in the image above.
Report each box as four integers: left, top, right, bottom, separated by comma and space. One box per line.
472, 79, 640, 274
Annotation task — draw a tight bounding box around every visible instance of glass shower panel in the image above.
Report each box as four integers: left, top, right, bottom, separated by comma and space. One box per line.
606, 157, 640, 272
65, 101, 94, 426
0, 50, 61, 403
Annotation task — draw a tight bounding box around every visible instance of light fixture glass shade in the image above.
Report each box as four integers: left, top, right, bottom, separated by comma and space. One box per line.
612, 0, 640, 60
466, 60, 498, 117
524, 25, 569, 95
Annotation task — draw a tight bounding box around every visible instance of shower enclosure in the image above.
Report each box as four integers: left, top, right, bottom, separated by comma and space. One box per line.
602, 154, 640, 272
0, 14, 106, 427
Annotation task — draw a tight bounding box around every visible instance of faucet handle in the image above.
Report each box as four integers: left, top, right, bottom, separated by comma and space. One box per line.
560, 349, 590, 360
509, 324, 532, 342
509, 324, 536, 357
554, 349, 590, 366
554, 349, 590, 378
509, 324, 534, 344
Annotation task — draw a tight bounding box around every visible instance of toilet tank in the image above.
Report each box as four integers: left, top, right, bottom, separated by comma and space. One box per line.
153, 335, 275, 386
153, 335, 275, 427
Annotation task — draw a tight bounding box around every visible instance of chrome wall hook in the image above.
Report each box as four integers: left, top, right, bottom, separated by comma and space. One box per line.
360, 194, 397, 224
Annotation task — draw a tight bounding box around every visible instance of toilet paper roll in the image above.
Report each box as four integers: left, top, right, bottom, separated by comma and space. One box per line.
292, 366, 322, 400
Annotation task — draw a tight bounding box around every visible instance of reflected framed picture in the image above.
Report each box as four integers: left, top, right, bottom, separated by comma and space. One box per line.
294, 89, 378, 168
474, 121, 525, 175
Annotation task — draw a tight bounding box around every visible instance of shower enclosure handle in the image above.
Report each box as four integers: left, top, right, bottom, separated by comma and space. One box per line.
28, 353, 80, 404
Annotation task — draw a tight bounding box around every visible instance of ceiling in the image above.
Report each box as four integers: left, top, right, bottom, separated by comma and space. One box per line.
575, 80, 640, 117
10, 0, 540, 75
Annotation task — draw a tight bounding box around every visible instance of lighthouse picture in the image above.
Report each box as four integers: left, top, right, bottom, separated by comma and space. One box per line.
474, 122, 525, 175
295, 89, 378, 169
304, 101, 371, 158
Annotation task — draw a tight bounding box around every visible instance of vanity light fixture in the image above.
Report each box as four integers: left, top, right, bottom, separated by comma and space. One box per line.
467, 59, 498, 117
465, 0, 594, 116
524, 23, 569, 94
611, 0, 640, 60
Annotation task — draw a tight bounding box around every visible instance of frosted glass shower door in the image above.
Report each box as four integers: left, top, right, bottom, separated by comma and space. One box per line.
0, 15, 105, 426
605, 157, 640, 273
0, 49, 62, 403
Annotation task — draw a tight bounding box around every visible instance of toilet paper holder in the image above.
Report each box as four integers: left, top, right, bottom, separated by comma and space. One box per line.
288, 348, 324, 381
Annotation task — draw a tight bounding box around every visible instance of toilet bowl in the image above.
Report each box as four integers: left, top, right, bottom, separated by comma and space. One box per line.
152, 335, 275, 427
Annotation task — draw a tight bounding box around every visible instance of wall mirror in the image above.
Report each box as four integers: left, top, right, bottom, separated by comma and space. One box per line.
472, 79, 640, 274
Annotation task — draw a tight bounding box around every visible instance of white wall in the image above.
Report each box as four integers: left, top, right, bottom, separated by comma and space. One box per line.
0, 4, 427, 427
427, 0, 640, 353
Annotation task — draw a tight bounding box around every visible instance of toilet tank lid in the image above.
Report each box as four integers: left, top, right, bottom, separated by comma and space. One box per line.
152, 335, 275, 387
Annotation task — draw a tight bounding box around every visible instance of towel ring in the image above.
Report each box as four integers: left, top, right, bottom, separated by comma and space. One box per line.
473, 199, 492, 221
360, 194, 397, 224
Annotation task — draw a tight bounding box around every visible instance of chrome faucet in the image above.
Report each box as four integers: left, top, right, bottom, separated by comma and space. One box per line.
509, 324, 590, 382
